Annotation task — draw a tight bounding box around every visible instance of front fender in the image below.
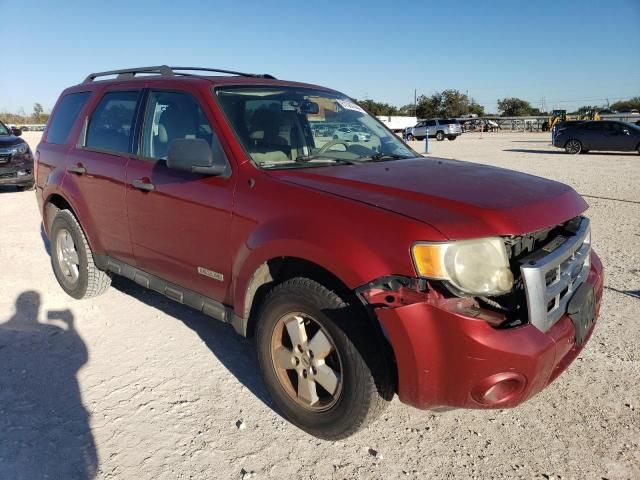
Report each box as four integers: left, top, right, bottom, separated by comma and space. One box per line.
231, 214, 391, 319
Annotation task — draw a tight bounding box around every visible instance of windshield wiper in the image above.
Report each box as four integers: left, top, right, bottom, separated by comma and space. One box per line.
295, 155, 360, 165
363, 153, 413, 162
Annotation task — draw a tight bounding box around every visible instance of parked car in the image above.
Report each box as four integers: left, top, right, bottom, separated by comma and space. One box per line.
553, 120, 640, 154
411, 118, 462, 141
37, 65, 603, 440
0, 120, 34, 190
333, 126, 370, 142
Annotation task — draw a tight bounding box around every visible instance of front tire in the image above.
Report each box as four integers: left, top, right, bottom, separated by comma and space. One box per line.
564, 139, 582, 154
436, 131, 445, 141
256, 277, 391, 439
50, 209, 111, 299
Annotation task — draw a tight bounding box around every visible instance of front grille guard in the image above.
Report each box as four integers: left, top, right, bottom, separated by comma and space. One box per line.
520, 217, 591, 332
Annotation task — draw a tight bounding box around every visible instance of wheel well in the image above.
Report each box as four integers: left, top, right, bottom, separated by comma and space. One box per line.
44, 194, 75, 234
242, 256, 399, 391
243, 257, 357, 338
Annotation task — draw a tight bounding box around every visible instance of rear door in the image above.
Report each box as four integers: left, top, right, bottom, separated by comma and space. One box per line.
64, 89, 142, 263
125, 88, 235, 302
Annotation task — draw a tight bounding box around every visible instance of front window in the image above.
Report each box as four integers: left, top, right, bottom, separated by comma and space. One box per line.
215, 86, 416, 169
0, 121, 10, 136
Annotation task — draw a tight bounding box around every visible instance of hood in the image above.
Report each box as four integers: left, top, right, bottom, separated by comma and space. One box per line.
0, 135, 25, 149
270, 157, 588, 239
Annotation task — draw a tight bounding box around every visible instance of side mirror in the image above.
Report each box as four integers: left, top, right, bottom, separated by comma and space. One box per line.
11, 127, 22, 137
166, 138, 226, 176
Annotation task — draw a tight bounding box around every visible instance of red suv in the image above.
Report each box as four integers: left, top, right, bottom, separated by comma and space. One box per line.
36, 66, 604, 439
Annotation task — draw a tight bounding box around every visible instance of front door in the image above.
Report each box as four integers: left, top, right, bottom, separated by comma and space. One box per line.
125, 88, 235, 302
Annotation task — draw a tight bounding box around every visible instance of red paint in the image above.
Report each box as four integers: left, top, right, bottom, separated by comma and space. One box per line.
36, 73, 603, 412
377, 252, 603, 409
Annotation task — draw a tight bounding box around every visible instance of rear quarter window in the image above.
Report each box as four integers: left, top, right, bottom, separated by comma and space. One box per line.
46, 92, 92, 145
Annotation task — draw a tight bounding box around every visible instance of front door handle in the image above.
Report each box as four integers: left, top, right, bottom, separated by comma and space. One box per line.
68, 164, 86, 175
131, 178, 155, 192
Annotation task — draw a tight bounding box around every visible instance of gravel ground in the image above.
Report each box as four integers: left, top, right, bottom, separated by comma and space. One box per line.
0, 131, 638, 479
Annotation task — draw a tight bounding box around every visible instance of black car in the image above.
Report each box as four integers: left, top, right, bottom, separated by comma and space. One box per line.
553, 120, 640, 154
0, 120, 34, 190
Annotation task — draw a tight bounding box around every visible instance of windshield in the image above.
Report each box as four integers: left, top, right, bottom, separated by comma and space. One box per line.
0, 121, 10, 136
215, 86, 417, 169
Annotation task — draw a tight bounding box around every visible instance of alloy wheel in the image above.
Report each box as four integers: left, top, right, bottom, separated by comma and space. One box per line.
565, 139, 582, 154
270, 312, 343, 411
55, 228, 80, 283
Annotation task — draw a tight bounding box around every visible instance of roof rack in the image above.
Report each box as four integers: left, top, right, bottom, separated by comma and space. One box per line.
83, 65, 276, 83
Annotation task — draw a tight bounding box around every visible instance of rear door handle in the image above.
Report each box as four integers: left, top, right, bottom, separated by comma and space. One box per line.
68, 164, 86, 175
131, 178, 155, 192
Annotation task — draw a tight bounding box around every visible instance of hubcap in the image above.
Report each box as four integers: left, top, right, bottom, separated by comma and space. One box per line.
55, 228, 80, 283
270, 312, 343, 411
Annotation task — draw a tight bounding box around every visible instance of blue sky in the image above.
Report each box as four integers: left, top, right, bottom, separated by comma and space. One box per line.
1, 0, 638, 114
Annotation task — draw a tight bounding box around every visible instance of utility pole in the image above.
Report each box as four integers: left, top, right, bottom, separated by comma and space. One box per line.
414, 89, 417, 117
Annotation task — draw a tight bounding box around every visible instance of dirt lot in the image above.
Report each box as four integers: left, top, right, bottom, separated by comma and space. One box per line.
1, 131, 638, 479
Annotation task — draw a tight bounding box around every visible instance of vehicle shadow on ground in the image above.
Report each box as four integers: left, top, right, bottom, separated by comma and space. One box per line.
504, 148, 638, 156
40, 222, 51, 255
109, 276, 277, 412
0, 186, 21, 194
0, 291, 97, 480
511, 140, 552, 143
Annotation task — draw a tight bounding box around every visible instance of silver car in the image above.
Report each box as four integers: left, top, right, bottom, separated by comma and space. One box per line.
411, 118, 463, 141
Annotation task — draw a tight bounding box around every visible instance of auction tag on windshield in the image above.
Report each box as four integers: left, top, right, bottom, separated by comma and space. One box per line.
336, 99, 366, 113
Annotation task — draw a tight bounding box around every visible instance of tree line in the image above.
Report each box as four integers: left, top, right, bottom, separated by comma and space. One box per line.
356, 92, 640, 118
0, 103, 49, 125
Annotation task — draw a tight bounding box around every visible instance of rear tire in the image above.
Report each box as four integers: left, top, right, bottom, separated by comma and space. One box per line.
436, 131, 445, 141
564, 139, 582, 154
255, 277, 391, 439
50, 209, 111, 299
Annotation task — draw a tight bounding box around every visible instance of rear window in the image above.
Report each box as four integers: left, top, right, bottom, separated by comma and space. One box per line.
85, 91, 140, 154
46, 92, 91, 145
438, 119, 459, 124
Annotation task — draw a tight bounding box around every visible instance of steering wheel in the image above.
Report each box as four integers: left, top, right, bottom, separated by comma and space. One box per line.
318, 139, 351, 154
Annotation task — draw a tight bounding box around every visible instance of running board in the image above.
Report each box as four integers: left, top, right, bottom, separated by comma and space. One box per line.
94, 255, 245, 334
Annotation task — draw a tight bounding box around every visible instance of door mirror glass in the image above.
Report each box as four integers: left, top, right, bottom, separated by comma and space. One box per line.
167, 138, 225, 175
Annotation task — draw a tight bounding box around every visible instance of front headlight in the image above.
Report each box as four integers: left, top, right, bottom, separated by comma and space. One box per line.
10, 143, 29, 155
412, 238, 514, 296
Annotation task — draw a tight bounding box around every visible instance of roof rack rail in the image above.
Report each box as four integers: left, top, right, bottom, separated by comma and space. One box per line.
83, 65, 276, 83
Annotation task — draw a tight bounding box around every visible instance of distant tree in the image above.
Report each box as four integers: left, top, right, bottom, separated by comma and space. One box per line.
32, 102, 48, 123
354, 99, 398, 116
497, 97, 536, 116
415, 93, 440, 119
416, 89, 478, 118
610, 96, 640, 111
398, 104, 416, 116
468, 99, 485, 116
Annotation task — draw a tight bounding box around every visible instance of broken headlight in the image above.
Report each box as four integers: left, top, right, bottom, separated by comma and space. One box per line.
411, 238, 514, 296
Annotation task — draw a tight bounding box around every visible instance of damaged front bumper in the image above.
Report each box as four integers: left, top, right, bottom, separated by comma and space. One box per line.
368, 251, 604, 410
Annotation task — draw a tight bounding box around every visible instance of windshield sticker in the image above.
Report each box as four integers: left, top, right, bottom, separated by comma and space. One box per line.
336, 99, 366, 113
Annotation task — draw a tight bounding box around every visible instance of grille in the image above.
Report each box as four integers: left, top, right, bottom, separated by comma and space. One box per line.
0, 171, 17, 179
0, 153, 11, 164
520, 217, 591, 332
